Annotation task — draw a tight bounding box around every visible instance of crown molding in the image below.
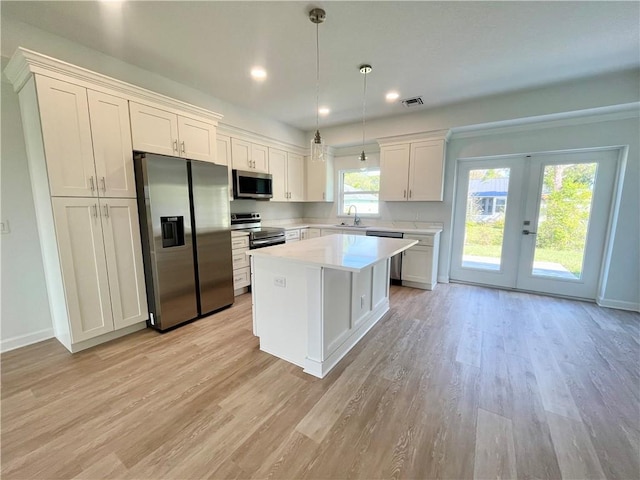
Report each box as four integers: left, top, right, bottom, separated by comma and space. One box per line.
217, 122, 307, 156
377, 128, 451, 147
4, 47, 223, 124
449, 102, 640, 140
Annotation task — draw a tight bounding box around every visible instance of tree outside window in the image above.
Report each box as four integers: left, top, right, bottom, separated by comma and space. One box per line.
339, 168, 380, 216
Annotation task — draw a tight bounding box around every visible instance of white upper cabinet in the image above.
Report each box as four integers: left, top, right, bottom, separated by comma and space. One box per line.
269, 148, 288, 201
269, 149, 304, 202
409, 140, 446, 201
379, 144, 411, 201
177, 115, 217, 162
231, 138, 269, 173
87, 90, 136, 198
36, 75, 97, 197
216, 135, 233, 200
287, 153, 305, 201
129, 102, 179, 156
306, 153, 334, 202
130, 102, 217, 163
379, 134, 447, 202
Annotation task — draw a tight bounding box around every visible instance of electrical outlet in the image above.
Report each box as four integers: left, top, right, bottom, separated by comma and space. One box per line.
274, 276, 286, 288
0, 220, 10, 234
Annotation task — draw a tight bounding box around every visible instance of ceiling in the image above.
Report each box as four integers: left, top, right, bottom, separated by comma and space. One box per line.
2, 1, 639, 131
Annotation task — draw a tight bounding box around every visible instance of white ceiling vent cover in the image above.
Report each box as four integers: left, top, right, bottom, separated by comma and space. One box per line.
401, 96, 424, 107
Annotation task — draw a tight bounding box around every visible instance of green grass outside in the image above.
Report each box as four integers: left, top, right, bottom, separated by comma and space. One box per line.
463, 245, 585, 275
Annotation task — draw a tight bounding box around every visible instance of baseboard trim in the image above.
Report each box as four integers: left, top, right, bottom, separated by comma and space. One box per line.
437, 275, 450, 284
1, 328, 54, 353
596, 296, 640, 312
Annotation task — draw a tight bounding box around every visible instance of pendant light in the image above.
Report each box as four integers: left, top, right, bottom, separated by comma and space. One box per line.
359, 64, 372, 164
309, 8, 326, 162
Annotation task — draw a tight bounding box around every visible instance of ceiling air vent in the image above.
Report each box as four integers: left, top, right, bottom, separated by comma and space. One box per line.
401, 96, 424, 107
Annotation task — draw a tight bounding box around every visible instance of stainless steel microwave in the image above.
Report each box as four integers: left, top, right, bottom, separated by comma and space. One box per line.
232, 170, 273, 200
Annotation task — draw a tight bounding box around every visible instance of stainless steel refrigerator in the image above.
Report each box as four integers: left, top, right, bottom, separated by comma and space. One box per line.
134, 152, 234, 331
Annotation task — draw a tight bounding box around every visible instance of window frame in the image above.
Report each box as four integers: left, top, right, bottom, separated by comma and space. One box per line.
337, 167, 381, 218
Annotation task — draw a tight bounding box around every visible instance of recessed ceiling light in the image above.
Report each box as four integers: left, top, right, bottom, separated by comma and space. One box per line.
386, 91, 400, 102
251, 67, 267, 81
318, 107, 330, 116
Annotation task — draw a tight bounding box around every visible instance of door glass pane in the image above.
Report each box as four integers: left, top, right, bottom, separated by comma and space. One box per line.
532, 163, 597, 279
462, 168, 510, 270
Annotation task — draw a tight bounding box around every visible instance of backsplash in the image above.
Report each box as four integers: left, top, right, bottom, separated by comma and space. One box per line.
230, 199, 304, 220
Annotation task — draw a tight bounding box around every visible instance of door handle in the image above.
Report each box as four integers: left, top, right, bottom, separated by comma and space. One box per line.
522, 230, 537, 235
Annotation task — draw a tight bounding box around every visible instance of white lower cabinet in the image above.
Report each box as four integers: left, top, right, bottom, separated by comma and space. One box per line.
285, 229, 300, 242
300, 228, 320, 240
52, 197, 148, 343
232, 232, 251, 292
401, 233, 440, 290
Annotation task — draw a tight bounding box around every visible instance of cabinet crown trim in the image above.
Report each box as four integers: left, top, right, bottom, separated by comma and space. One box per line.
377, 129, 450, 147
4, 47, 223, 124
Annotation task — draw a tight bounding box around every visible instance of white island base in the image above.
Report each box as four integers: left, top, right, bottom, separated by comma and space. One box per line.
248, 235, 417, 378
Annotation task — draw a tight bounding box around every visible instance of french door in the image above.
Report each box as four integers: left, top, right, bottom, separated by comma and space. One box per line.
450, 149, 619, 300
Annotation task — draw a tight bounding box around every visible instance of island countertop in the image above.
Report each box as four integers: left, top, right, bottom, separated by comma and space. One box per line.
247, 234, 418, 273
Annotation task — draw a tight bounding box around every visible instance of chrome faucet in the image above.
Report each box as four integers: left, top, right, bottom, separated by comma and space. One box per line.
347, 205, 361, 226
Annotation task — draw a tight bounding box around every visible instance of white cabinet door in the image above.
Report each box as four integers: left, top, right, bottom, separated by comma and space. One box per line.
287, 153, 305, 201
217, 135, 233, 200
269, 148, 288, 201
130, 102, 179, 156
409, 140, 445, 201
87, 90, 135, 198
380, 144, 410, 201
36, 76, 97, 197
251, 143, 269, 173
100, 198, 148, 330
402, 247, 432, 284
306, 155, 333, 202
231, 138, 251, 170
216, 134, 230, 166
52, 197, 114, 342
177, 116, 216, 162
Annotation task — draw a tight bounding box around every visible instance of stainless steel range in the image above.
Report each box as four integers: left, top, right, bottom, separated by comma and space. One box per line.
230, 213, 286, 249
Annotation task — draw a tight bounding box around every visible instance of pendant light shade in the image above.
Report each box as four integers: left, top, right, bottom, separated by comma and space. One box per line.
310, 8, 326, 162
359, 64, 372, 164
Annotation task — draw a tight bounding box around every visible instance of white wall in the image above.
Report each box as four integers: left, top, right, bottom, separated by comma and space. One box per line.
230, 200, 303, 221
1, 67, 53, 350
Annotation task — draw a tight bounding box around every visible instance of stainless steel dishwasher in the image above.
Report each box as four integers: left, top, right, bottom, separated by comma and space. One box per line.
365, 230, 403, 284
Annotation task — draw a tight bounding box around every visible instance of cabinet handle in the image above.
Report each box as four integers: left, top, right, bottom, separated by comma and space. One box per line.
90, 176, 95, 192
101, 176, 106, 193
403, 189, 406, 198
92, 204, 98, 218
322, 192, 325, 200
173, 140, 178, 152
103, 204, 109, 218
181, 141, 186, 154
409, 189, 412, 199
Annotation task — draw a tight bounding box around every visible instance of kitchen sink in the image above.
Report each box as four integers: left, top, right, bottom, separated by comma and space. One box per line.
334, 223, 368, 228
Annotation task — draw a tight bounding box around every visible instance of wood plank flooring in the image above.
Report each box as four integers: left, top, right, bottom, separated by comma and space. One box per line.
2, 284, 639, 479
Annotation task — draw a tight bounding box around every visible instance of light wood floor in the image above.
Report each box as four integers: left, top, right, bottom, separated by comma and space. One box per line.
2, 284, 639, 479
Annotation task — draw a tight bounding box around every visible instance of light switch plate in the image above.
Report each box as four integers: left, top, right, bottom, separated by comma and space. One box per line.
274, 276, 286, 288
0, 220, 10, 234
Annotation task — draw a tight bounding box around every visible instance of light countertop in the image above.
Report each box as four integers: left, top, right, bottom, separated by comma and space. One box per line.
247, 234, 418, 272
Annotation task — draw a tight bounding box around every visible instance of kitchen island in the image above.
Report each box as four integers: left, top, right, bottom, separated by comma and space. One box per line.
247, 234, 418, 378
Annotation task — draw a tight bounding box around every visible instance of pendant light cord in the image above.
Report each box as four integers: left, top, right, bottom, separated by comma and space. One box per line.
362, 71, 367, 149
315, 21, 320, 132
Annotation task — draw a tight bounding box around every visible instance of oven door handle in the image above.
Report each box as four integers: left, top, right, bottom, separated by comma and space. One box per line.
251, 238, 285, 247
